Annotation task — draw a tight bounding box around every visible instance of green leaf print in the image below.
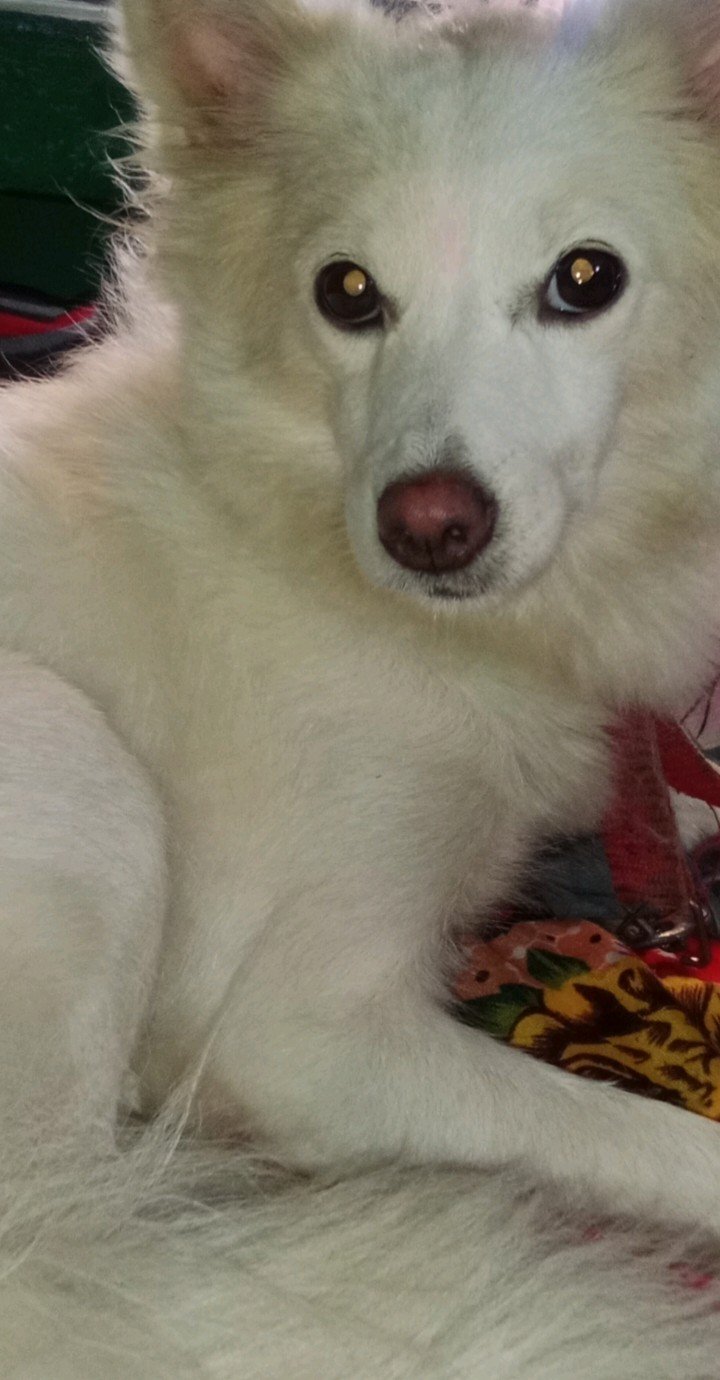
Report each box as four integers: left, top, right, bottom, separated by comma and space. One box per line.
456, 983, 542, 1038
525, 948, 591, 989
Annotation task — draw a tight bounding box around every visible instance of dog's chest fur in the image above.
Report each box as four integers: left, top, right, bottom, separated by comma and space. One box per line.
0, 353, 612, 1106
140, 610, 610, 1106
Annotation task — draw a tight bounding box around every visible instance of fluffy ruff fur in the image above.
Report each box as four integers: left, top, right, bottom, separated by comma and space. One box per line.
4, 0, 720, 1372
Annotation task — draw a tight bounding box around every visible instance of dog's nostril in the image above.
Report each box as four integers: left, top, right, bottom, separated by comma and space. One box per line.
377, 470, 497, 575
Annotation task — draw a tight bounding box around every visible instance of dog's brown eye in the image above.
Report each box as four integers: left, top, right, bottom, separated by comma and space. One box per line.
541, 247, 627, 320
315, 261, 383, 331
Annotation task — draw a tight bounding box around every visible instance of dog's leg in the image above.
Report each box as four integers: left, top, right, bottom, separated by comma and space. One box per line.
0, 654, 165, 1141
217, 933, 720, 1231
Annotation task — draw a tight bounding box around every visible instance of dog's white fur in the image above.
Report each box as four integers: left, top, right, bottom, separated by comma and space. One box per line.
2, 0, 720, 1370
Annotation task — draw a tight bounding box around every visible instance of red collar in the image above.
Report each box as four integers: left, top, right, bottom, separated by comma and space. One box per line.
602, 711, 720, 973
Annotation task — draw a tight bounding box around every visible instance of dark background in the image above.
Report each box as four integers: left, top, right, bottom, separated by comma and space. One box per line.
0, 2, 133, 304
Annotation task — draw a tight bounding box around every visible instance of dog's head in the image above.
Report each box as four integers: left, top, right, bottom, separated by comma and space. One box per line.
119, 0, 720, 622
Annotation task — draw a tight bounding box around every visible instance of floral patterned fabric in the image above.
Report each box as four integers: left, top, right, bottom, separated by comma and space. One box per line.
451, 705, 720, 1120
455, 921, 720, 1119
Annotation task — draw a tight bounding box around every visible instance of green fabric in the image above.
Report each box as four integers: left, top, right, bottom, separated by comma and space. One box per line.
0, 9, 134, 301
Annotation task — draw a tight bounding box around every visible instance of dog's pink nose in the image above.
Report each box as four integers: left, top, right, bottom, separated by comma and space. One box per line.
377, 471, 497, 574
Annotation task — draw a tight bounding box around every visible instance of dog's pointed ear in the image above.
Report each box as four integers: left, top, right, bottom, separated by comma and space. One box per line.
163, 6, 278, 112
117, 0, 315, 139
637, 0, 720, 122
559, 0, 720, 122
679, 0, 720, 120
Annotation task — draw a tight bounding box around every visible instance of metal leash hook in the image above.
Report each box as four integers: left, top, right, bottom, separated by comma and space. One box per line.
680, 899, 713, 969
615, 897, 713, 970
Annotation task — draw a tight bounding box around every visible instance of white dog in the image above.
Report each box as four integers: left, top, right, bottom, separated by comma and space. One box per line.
2, 0, 720, 1372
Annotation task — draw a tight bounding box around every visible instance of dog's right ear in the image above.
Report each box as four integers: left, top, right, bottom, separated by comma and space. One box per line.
117, 0, 317, 141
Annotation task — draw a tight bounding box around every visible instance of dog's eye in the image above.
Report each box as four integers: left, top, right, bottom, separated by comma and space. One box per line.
541, 248, 627, 320
315, 261, 383, 331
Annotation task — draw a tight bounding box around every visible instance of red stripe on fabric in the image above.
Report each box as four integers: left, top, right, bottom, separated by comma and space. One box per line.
0, 306, 96, 339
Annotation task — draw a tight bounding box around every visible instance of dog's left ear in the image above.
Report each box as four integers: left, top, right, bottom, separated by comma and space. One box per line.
678, 0, 720, 120
560, 0, 720, 122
